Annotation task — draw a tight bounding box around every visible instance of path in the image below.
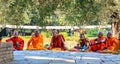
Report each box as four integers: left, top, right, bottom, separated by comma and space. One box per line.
8, 50, 120, 64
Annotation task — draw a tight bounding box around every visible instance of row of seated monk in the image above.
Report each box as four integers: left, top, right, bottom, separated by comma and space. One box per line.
0, 29, 119, 52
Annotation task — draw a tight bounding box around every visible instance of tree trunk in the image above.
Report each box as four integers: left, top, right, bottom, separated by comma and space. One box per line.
111, 22, 120, 37
112, 19, 120, 51
111, 22, 116, 37
111, 11, 120, 51
111, 11, 120, 38
116, 19, 120, 39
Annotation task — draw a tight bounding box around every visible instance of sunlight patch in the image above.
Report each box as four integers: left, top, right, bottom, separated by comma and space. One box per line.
76, 56, 100, 60
24, 56, 54, 60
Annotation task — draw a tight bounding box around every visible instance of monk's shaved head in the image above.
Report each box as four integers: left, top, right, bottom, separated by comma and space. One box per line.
107, 32, 112, 38
107, 32, 112, 35
80, 34, 84, 37
13, 31, 19, 37
98, 32, 104, 38
34, 29, 40, 33
52, 29, 59, 33
34, 29, 40, 37
98, 32, 103, 35
80, 34, 85, 39
52, 29, 59, 36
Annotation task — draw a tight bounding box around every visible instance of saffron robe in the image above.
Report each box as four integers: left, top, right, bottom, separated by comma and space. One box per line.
90, 37, 106, 51
105, 37, 118, 51
27, 34, 44, 50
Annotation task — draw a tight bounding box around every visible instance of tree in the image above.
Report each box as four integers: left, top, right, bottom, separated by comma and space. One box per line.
0, 0, 120, 38
97, 0, 120, 38
0, 0, 105, 26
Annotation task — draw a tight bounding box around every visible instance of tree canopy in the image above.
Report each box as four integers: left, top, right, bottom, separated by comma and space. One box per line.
0, 0, 120, 26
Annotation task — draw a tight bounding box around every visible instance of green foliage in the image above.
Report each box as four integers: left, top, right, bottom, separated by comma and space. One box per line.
44, 44, 49, 49
85, 29, 98, 37
0, 0, 120, 26
41, 31, 52, 38
21, 36, 31, 39
60, 32, 79, 41
86, 29, 110, 37
60, 32, 68, 37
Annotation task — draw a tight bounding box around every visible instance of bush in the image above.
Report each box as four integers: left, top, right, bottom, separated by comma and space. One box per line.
60, 32, 68, 37
86, 29, 109, 37
41, 31, 52, 38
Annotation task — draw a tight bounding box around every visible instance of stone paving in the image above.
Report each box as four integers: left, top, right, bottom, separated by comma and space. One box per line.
8, 50, 120, 64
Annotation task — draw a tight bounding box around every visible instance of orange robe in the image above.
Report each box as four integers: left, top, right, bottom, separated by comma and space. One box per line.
90, 37, 106, 51
105, 37, 118, 51
6, 37, 24, 50
50, 34, 66, 50
27, 34, 44, 50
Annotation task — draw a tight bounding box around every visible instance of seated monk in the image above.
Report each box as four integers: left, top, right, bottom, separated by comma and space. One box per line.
105, 32, 118, 51
48, 29, 66, 50
27, 30, 44, 50
6, 31, 24, 50
73, 34, 89, 51
89, 32, 106, 52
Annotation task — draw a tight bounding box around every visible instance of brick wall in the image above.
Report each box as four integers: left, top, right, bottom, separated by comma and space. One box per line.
0, 43, 13, 64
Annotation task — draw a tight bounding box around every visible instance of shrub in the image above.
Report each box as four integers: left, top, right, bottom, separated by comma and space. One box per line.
60, 32, 68, 37
86, 29, 109, 37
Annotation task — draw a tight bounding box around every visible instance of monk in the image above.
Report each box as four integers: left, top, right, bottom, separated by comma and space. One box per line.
27, 30, 44, 50
48, 29, 66, 50
72, 34, 89, 51
6, 31, 24, 50
105, 32, 118, 51
89, 32, 106, 52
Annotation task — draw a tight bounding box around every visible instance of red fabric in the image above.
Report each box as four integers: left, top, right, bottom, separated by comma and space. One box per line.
6, 37, 24, 50
90, 37, 106, 51
50, 34, 66, 50
106, 37, 118, 51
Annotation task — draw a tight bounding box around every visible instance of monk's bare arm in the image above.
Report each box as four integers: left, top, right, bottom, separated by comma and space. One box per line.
96, 38, 106, 44
6, 38, 13, 42
41, 35, 43, 44
27, 38, 32, 47
19, 40, 24, 50
61, 36, 65, 47
50, 40, 53, 46
86, 38, 90, 46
